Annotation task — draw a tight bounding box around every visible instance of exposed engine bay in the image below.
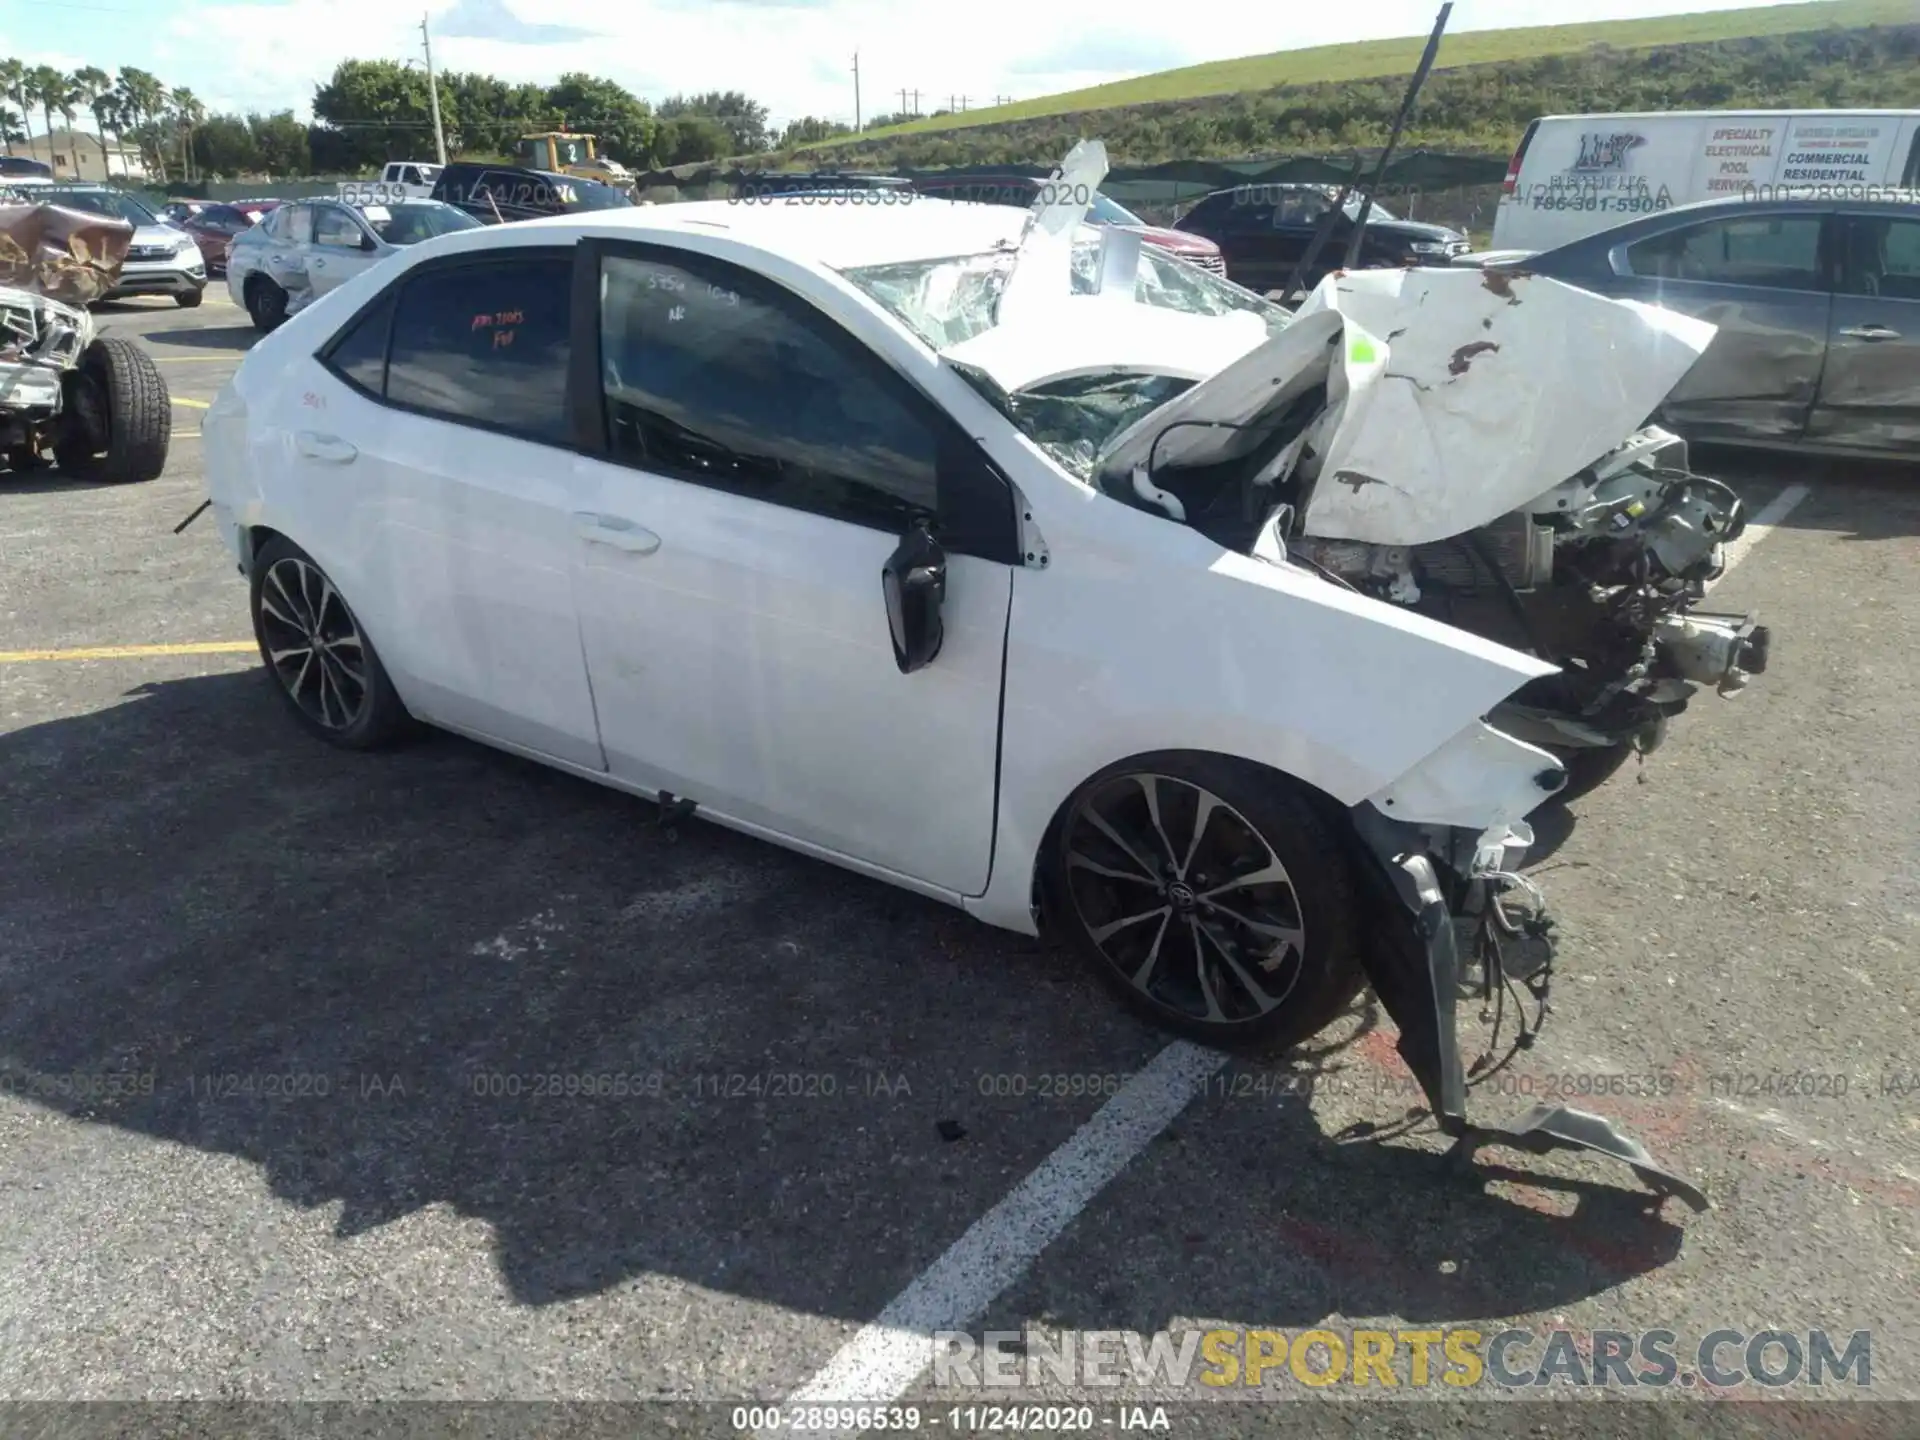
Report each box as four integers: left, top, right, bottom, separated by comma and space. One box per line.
1014, 258, 1773, 797
1280, 425, 1768, 774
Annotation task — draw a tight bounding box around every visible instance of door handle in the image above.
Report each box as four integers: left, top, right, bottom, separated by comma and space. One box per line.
572, 511, 661, 554
1838, 324, 1899, 340
294, 431, 357, 463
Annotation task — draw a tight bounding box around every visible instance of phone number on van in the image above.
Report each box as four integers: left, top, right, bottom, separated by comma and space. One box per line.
1523, 190, 1673, 213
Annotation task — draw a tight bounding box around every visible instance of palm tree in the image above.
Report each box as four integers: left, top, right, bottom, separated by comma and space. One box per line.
1, 58, 30, 159
115, 68, 169, 182
73, 66, 114, 179
0, 105, 22, 153
171, 87, 206, 182
53, 75, 87, 172
27, 65, 64, 173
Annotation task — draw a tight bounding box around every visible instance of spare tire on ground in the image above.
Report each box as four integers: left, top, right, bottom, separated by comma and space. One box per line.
53, 336, 171, 484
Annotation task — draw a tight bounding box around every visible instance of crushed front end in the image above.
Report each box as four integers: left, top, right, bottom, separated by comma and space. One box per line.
1342, 759, 1708, 1211
0, 284, 93, 456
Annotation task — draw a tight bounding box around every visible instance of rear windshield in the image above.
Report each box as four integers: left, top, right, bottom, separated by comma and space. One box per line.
365, 201, 482, 244
562, 180, 634, 211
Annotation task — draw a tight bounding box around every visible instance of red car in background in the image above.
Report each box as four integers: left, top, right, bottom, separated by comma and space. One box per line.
178, 199, 282, 276
906, 174, 1227, 275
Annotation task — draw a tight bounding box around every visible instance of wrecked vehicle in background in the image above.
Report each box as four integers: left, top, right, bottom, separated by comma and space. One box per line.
883, 141, 1765, 809
1, 196, 171, 481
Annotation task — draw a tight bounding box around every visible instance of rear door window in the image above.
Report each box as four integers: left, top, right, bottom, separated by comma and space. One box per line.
383, 254, 574, 446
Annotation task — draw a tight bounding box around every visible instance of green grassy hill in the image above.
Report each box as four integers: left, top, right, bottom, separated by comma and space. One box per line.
816, 0, 1913, 146
774, 7, 1918, 170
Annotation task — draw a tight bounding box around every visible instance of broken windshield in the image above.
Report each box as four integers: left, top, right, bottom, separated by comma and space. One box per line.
839, 231, 1291, 351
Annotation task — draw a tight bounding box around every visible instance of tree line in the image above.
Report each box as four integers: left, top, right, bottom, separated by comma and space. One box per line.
0, 56, 848, 181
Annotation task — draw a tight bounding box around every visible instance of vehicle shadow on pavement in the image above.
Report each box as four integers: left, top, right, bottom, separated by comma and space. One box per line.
137, 323, 258, 353
0, 670, 1670, 1325
1700, 446, 1920, 542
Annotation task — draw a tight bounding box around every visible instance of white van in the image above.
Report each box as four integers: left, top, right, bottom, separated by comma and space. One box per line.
1491, 109, 1920, 253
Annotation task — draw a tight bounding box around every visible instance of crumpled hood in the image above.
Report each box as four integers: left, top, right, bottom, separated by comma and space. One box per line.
1092, 266, 1716, 545
1291, 268, 1714, 543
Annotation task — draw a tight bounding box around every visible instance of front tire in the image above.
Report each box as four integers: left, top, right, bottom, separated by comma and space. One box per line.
1044, 753, 1364, 1052
249, 536, 411, 750
176, 288, 205, 308
52, 336, 170, 483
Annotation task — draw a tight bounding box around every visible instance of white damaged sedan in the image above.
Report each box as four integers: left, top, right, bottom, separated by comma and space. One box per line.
201, 142, 1731, 1209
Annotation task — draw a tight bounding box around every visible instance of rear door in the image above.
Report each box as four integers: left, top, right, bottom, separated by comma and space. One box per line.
1606, 208, 1835, 443
302, 247, 605, 766
306, 203, 382, 298
263, 200, 315, 297
1807, 210, 1920, 453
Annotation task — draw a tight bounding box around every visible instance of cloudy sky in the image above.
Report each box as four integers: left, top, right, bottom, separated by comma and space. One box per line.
5, 0, 1815, 133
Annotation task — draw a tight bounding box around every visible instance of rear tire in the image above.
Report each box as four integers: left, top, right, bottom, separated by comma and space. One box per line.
245, 275, 288, 332
52, 336, 170, 484
1043, 752, 1364, 1053
249, 535, 412, 750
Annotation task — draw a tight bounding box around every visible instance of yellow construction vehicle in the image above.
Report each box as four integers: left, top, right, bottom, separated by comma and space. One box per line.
515, 132, 633, 187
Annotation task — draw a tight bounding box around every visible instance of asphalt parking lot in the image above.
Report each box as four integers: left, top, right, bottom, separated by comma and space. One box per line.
2, 295, 1918, 1438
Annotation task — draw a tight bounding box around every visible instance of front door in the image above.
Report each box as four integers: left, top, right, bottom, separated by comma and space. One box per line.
568, 244, 1016, 894
1807, 211, 1920, 453
1607, 209, 1835, 444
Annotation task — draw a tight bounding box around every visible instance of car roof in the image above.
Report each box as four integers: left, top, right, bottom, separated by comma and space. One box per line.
413, 197, 1034, 271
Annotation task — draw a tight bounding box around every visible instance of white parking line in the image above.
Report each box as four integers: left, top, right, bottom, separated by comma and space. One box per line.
1707, 482, 1810, 592
772, 1041, 1224, 1429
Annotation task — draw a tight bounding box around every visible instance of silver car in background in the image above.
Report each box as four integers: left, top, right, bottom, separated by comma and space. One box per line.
227, 195, 481, 332
35, 184, 208, 308
1461, 193, 1920, 457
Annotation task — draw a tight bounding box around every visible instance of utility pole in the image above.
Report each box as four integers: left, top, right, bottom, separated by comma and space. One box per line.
852, 50, 860, 131
899, 87, 908, 116
959, 95, 969, 111
912, 88, 921, 115
420, 12, 448, 164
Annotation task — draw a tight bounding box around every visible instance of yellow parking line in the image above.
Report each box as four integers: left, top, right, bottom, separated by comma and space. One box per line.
176, 429, 201, 438
0, 640, 255, 664
153, 355, 241, 363
173, 397, 210, 409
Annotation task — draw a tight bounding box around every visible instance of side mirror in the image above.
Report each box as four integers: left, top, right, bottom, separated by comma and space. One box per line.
881, 519, 947, 675
361, 233, 378, 251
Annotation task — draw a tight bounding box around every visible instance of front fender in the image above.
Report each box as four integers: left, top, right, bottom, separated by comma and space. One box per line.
965, 516, 1559, 933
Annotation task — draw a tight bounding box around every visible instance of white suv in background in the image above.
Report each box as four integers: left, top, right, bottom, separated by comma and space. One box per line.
35, 184, 208, 308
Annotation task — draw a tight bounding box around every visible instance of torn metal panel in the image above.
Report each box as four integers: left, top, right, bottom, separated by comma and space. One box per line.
0, 200, 132, 306
996, 138, 1107, 325
1294, 267, 1716, 545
